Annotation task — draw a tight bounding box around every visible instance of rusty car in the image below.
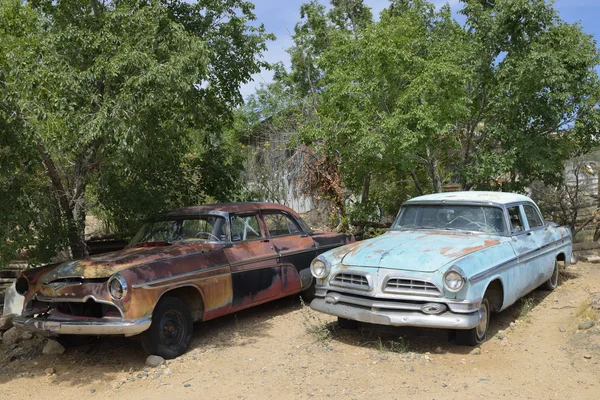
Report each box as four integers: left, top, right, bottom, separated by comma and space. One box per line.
12, 202, 354, 358
309, 192, 574, 345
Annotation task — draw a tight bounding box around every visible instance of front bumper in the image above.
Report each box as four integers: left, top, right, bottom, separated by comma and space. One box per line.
311, 298, 481, 330
13, 316, 152, 337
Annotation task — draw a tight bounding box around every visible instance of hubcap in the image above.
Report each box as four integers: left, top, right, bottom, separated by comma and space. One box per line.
476, 301, 489, 340
159, 310, 185, 348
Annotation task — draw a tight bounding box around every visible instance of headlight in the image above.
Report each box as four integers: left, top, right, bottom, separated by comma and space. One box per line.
15, 276, 29, 295
443, 267, 466, 292
107, 274, 128, 300
310, 258, 329, 279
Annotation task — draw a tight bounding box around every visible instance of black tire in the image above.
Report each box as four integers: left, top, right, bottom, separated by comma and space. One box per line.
300, 279, 316, 303
541, 259, 559, 291
141, 297, 193, 359
337, 317, 358, 330
455, 297, 490, 346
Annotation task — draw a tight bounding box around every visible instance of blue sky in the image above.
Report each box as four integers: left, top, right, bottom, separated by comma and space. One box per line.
239, 0, 600, 99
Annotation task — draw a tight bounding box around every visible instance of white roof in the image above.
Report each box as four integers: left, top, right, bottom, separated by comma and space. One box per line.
405, 191, 533, 206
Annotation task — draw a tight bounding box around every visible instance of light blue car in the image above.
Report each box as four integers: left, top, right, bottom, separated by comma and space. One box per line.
310, 191, 574, 345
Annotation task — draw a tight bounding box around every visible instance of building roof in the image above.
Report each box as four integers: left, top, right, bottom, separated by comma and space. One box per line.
405, 191, 533, 206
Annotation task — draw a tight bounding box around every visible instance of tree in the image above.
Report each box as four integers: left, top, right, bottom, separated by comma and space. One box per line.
0, 0, 272, 264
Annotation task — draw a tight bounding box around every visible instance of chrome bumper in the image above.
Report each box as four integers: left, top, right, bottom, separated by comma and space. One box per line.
13, 316, 152, 337
310, 298, 481, 330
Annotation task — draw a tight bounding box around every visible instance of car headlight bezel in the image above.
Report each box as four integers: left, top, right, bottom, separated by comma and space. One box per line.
107, 273, 128, 300
443, 266, 466, 293
310, 256, 330, 279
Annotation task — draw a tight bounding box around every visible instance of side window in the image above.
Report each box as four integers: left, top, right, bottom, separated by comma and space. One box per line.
264, 213, 301, 237
508, 206, 524, 233
523, 205, 543, 229
230, 214, 262, 242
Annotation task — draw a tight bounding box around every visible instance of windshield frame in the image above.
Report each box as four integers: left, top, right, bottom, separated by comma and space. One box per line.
128, 213, 230, 247
391, 202, 509, 235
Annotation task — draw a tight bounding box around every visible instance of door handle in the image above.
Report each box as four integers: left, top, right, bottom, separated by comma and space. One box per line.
280, 246, 289, 251
261, 239, 270, 243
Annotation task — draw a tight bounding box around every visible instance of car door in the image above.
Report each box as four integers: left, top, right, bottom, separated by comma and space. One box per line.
224, 213, 282, 310
522, 203, 555, 285
262, 211, 317, 294
507, 204, 541, 297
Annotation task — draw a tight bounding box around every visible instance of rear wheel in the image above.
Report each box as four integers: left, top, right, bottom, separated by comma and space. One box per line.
141, 297, 193, 359
455, 297, 490, 346
541, 259, 559, 291
337, 317, 358, 330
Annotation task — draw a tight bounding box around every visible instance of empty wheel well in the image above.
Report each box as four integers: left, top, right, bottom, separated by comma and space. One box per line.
160, 286, 204, 322
485, 279, 504, 313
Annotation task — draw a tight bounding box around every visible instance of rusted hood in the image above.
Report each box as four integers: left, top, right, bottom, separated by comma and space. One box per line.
342, 230, 505, 272
39, 243, 224, 282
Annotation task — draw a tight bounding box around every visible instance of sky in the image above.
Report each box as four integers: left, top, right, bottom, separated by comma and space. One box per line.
239, 0, 600, 100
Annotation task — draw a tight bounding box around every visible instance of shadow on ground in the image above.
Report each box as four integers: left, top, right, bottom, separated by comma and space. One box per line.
317, 270, 579, 356
0, 294, 304, 388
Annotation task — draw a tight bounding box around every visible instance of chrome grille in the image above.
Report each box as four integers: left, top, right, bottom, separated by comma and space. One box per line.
384, 278, 441, 297
330, 273, 370, 290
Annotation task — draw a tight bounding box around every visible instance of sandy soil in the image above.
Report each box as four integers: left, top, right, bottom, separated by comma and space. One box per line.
1, 262, 599, 400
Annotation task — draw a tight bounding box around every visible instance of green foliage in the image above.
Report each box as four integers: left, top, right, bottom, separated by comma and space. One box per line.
0, 0, 271, 265
241, 0, 600, 226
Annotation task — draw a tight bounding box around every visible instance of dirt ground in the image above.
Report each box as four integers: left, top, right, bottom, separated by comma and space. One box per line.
1, 262, 599, 400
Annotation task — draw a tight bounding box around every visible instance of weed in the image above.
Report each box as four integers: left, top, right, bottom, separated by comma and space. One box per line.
300, 297, 334, 342
374, 336, 409, 354
518, 297, 535, 321
576, 299, 599, 321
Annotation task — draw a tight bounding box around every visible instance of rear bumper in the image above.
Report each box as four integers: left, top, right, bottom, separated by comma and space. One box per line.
13, 316, 151, 337
310, 298, 481, 330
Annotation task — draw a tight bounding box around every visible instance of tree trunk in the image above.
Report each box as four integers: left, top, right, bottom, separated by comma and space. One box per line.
410, 170, 424, 195
360, 174, 370, 204
426, 147, 443, 193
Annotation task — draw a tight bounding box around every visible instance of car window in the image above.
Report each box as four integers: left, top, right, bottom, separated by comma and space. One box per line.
508, 206, 524, 233
264, 212, 301, 237
230, 214, 262, 242
523, 204, 543, 229
393, 205, 506, 233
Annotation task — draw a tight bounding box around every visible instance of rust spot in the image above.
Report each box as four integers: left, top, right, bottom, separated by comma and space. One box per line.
440, 247, 453, 255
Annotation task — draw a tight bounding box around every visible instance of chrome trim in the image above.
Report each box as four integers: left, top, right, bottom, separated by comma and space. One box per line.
469, 239, 570, 283
382, 275, 442, 297
443, 265, 467, 293
329, 270, 372, 291
107, 274, 128, 300
13, 316, 151, 336
32, 294, 125, 319
311, 298, 481, 329
132, 264, 229, 289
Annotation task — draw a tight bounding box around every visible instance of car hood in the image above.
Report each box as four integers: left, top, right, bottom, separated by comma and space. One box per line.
341, 230, 505, 272
39, 243, 224, 283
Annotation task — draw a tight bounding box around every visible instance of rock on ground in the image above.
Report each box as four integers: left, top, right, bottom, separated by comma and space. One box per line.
0, 313, 15, 331
578, 320, 596, 330
2, 327, 21, 346
145, 355, 165, 368
42, 339, 66, 355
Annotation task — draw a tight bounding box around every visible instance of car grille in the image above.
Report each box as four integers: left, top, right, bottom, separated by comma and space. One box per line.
384, 278, 441, 297
330, 273, 370, 290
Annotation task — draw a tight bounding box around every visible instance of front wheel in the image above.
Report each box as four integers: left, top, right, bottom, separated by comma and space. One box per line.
141, 297, 193, 359
541, 259, 559, 291
455, 297, 490, 346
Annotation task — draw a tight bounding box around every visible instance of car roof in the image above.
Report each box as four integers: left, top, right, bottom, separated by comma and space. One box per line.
163, 202, 301, 218
405, 191, 534, 206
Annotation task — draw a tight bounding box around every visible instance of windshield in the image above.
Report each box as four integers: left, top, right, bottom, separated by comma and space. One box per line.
129, 215, 227, 246
392, 204, 507, 234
